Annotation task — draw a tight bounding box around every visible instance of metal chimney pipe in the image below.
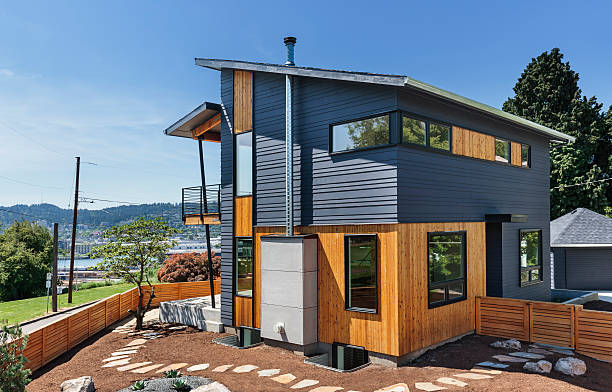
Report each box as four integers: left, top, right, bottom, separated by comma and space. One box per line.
284, 36, 296, 66
284, 37, 296, 235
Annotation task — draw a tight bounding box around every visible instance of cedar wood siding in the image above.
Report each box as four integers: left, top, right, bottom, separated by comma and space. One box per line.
397, 88, 551, 300
220, 69, 234, 326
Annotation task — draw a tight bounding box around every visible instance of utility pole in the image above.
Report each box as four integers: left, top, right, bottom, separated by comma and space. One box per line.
52, 223, 58, 312
199, 140, 215, 308
68, 156, 80, 303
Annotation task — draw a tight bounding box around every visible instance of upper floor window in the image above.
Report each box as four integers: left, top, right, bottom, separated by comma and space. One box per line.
402, 114, 451, 152
428, 231, 467, 308
520, 229, 542, 286
235, 131, 252, 196
429, 122, 451, 151
331, 114, 390, 152
521, 144, 531, 168
495, 138, 510, 163
402, 116, 426, 146
345, 234, 377, 313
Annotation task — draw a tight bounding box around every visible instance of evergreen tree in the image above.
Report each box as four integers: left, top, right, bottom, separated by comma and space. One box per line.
503, 48, 611, 218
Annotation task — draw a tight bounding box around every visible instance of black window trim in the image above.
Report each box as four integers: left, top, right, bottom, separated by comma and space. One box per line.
234, 235, 254, 298
519, 229, 543, 287
329, 111, 394, 154
344, 233, 379, 314
400, 111, 452, 152
427, 230, 468, 309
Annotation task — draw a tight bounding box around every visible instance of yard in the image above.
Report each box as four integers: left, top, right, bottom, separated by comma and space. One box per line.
26, 317, 611, 392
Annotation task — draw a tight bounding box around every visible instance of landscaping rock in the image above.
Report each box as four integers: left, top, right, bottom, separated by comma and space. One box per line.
492, 354, 528, 363
60, 376, 94, 392
508, 352, 545, 360
490, 339, 521, 350
554, 357, 586, 376
117, 376, 211, 392
192, 382, 232, 392
523, 360, 552, 374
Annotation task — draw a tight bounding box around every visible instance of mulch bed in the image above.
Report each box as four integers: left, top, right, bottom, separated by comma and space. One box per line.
582, 300, 612, 312
27, 324, 611, 392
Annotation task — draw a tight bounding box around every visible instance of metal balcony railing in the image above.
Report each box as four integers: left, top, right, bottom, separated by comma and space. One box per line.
182, 184, 221, 223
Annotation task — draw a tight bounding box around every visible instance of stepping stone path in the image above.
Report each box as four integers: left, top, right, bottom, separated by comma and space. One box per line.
116, 362, 152, 372
308, 387, 343, 392
453, 373, 493, 380
212, 364, 234, 373
115, 346, 143, 352
103, 355, 130, 362
112, 350, 137, 356
415, 382, 447, 391
271, 373, 297, 384
475, 361, 508, 369
187, 364, 210, 372
126, 338, 147, 346
131, 364, 165, 374
258, 369, 280, 377
374, 384, 409, 392
291, 380, 319, 389
492, 354, 528, 363
471, 368, 502, 375
156, 363, 188, 373
102, 358, 131, 368
232, 364, 258, 373
436, 377, 467, 387
508, 352, 545, 360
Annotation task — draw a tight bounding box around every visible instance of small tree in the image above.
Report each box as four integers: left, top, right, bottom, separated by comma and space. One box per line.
91, 218, 178, 330
0, 323, 31, 392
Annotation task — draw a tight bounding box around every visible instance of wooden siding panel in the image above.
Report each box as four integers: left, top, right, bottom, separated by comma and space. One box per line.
234, 196, 253, 236
452, 126, 494, 161
23, 330, 43, 371
234, 296, 253, 327
233, 70, 253, 133
510, 141, 521, 166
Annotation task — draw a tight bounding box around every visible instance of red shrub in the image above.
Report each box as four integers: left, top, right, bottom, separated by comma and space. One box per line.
157, 252, 221, 283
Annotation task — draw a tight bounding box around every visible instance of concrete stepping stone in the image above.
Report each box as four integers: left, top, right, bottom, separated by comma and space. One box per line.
528, 348, 552, 355
155, 363, 188, 373
453, 373, 493, 380
271, 373, 297, 384
492, 354, 528, 363
308, 388, 343, 392
471, 368, 502, 375
258, 368, 280, 377
436, 377, 467, 387
232, 364, 258, 373
187, 364, 210, 372
112, 350, 137, 356
374, 384, 409, 392
101, 358, 131, 368
291, 380, 319, 389
415, 382, 446, 391
103, 355, 130, 362
116, 362, 152, 372
115, 346, 143, 352
211, 364, 233, 373
508, 352, 545, 360
126, 338, 147, 347
131, 363, 165, 374
475, 361, 508, 369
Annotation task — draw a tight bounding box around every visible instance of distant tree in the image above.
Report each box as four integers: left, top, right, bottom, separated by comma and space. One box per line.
157, 252, 220, 283
503, 48, 611, 218
0, 323, 31, 392
0, 220, 52, 301
91, 218, 178, 330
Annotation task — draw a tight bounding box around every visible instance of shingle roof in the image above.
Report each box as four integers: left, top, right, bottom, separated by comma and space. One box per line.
551, 208, 612, 246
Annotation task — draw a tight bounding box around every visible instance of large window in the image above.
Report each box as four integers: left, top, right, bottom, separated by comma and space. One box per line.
331, 114, 390, 152
428, 232, 467, 308
345, 235, 377, 312
235, 131, 252, 196
520, 229, 542, 286
521, 144, 531, 168
402, 114, 451, 151
235, 237, 253, 297
495, 138, 510, 163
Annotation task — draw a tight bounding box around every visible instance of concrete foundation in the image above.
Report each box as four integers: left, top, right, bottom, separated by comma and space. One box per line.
159, 295, 224, 333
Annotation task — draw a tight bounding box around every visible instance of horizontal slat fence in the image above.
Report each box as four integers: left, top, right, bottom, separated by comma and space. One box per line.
20, 279, 220, 372
476, 296, 612, 362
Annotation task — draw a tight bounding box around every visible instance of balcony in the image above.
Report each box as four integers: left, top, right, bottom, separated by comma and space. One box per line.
182, 184, 221, 225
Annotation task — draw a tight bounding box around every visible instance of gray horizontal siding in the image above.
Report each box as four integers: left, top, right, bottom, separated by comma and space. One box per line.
566, 248, 612, 290
552, 248, 566, 289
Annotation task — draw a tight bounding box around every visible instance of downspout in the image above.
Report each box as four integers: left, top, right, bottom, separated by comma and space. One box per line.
284, 36, 296, 236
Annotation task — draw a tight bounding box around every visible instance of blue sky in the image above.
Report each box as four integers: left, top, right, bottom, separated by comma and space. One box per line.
1, 1, 610, 209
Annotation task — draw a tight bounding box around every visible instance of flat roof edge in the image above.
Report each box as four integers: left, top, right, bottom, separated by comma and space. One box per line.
164, 101, 221, 137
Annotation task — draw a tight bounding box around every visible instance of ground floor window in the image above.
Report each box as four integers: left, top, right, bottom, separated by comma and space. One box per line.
428, 231, 467, 308
520, 229, 542, 286
345, 234, 377, 313
235, 237, 253, 297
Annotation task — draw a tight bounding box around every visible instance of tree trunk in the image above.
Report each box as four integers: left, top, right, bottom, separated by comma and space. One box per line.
135, 288, 144, 330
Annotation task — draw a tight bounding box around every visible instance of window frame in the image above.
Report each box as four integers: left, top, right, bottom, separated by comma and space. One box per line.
234, 236, 254, 298
519, 229, 543, 287
521, 143, 531, 168
427, 231, 468, 309
329, 112, 393, 154
234, 130, 253, 197
344, 234, 379, 314
401, 112, 452, 152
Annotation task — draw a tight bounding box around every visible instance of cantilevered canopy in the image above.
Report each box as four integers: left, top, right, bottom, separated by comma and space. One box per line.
164, 101, 222, 142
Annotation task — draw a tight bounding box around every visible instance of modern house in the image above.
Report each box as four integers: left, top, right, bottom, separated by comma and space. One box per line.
551, 208, 612, 290
163, 38, 575, 366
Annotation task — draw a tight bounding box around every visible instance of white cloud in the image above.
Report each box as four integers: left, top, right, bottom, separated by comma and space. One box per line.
0, 68, 14, 77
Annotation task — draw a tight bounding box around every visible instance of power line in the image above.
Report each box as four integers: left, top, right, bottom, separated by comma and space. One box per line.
0, 120, 67, 158
79, 196, 139, 205
553, 177, 612, 190
0, 174, 66, 190
0, 207, 58, 222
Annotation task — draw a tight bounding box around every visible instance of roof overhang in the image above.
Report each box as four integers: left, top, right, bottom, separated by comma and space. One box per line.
164, 101, 222, 140
485, 214, 529, 223
195, 58, 575, 144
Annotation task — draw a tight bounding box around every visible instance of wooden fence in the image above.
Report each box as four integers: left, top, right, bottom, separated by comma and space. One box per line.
476, 296, 612, 362
21, 280, 221, 372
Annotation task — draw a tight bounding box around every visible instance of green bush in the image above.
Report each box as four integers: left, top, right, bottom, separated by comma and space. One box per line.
172, 379, 190, 391
164, 369, 182, 378
0, 323, 31, 392
131, 380, 146, 390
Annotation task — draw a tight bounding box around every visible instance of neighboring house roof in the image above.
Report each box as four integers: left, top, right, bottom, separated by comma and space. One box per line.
195, 58, 576, 144
551, 208, 612, 247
